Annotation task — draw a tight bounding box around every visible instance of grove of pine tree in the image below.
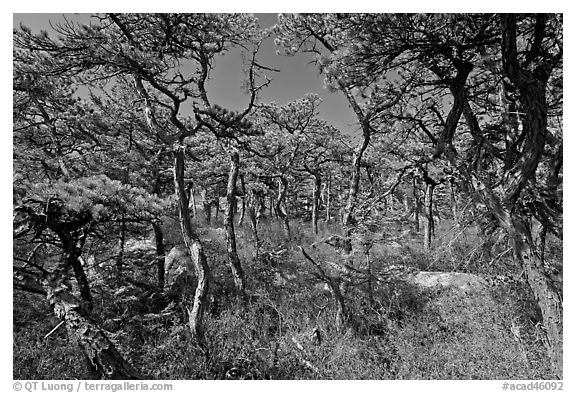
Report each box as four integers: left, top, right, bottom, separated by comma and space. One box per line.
13, 13, 562, 380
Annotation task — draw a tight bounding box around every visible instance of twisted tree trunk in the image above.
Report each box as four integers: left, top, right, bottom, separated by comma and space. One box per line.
57, 230, 92, 305
224, 150, 246, 299
423, 182, 435, 249
174, 144, 210, 347
237, 175, 246, 226
481, 186, 563, 377
247, 190, 263, 256
43, 271, 142, 379
299, 247, 354, 332
342, 136, 369, 240
186, 183, 197, 218
325, 175, 332, 223
499, 15, 562, 377
412, 177, 420, 232
276, 175, 291, 239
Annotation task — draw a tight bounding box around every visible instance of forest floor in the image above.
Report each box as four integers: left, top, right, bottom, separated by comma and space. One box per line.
13, 216, 562, 379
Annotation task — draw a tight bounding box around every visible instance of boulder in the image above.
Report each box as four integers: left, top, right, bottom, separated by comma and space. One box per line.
164, 245, 195, 294
407, 271, 488, 293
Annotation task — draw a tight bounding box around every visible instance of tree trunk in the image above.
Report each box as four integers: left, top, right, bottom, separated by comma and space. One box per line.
248, 196, 260, 256
539, 225, 548, 263
325, 175, 331, 223
58, 231, 92, 306
69, 256, 92, 306
237, 175, 246, 226
152, 170, 167, 289
202, 189, 212, 225
499, 15, 562, 376
423, 182, 435, 249
152, 222, 166, 289
186, 183, 197, 218
116, 215, 126, 285
214, 197, 220, 220
413, 177, 420, 232
450, 179, 458, 221
43, 272, 142, 379
263, 194, 268, 217
343, 138, 369, 238
499, 209, 563, 378
276, 175, 291, 239
311, 172, 321, 235
524, 249, 563, 378
203, 202, 212, 225
224, 150, 246, 299
174, 145, 210, 347
238, 197, 245, 226
299, 247, 354, 332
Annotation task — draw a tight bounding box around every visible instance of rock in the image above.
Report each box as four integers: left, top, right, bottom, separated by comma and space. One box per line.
407, 271, 488, 293
164, 245, 195, 293
125, 237, 155, 252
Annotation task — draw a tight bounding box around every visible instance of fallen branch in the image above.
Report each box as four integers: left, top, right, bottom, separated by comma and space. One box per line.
298, 246, 354, 332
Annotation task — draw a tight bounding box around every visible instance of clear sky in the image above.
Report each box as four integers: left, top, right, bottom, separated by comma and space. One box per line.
13, 13, 359, 135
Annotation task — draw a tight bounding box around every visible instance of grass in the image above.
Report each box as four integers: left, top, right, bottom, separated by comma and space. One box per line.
13, 215, 560, 379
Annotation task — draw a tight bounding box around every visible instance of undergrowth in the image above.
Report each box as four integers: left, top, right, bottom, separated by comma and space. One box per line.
13, 218, 559, 379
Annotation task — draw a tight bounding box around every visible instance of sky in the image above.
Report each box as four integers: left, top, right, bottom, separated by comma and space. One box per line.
12, 13, 360, 135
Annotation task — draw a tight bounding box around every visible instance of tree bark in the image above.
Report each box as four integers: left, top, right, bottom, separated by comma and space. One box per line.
224, 150, 246, 298
202, 189, 212, 225
343, 136, 370, 239
501, 14, 551, 203
325, 175, 332, 223
450, 179, 458, 221
539, 225, 548, 264
403, 193, 410, 217
116, 215, 126, 285
423, 181, 435, 249
247, 190, 264, 256
43, 272, 142, 379
237, 175, 246, 226
57, 230, 92, 306
522, 243, 563, 378
488, 198, 563, 377
214, 197, 220, 220
276, 175, 291, 239
238, 197, 245, 226
152, 222, 166, 289
499, 15, 562, 377
203, 202, 212, 225
174, 144, 210, 347
412, 177, 420, 232
311, 172, 321, 235
270, 191, 278, 218
299, 247, 354, 332
186, 183, 197, 218
69, 255, 93, 306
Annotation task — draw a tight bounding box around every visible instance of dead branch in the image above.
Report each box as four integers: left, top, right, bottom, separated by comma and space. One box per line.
298, 246, 354, 331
